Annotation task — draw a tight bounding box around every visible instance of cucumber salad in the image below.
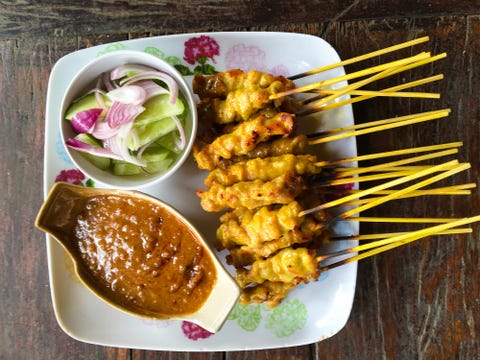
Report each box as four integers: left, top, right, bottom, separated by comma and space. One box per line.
64, 64, 187, 176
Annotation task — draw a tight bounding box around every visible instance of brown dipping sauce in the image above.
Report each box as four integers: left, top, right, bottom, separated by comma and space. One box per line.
72, 194, 217, 316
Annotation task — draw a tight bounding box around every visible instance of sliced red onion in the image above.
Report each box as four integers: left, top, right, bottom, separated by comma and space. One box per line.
107, 85, 147, 105
136, 80, 170, 101
66, 138, 124, 160
105, 134, 146, 167
110, 64, 157, 80
91, 120, 119, 140
120, 71, 179, 104
71, 108, 103, 134
106, 101, 145, 128
102, 72, 115, 92
171, 115, 186, 150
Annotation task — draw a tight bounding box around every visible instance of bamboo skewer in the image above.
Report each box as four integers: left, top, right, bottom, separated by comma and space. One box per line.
335, 165, 459, 173
299, 53, 443, 111
272, 52, 432, 99
331, 228, 472, 241
318, 184, 476, 195
310, 88, 440, 99
335, 162, 471, 220
317, 215, 480, 270
308, 109, 450, 145
300, 160, 461, 216
299, 75, 443, 106
332, 148, 459, 178
341, 187, 473, 206
309, 110, 452, 139
298, 54, 447, 115
314, 142, 462, 167
295, 56, 429, 110
342, 217, 463, 224
323, 169, 435, 186
289, 36, 430, 80
299, 74, 443, 116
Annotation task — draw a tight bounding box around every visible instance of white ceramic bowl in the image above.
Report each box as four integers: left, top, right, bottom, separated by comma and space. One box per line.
60, 50, 198, 189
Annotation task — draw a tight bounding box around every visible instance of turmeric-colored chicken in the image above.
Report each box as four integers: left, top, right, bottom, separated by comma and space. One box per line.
216, 134, 309, 168
216, 201, 310, 249
205, 153, 320, 187
226, 220, 328, 267
239, 281, 296, 308
192, 68, 332, 308
197, 173, 306, 212
235, 247, 320, 288
192, 69, 296, 99
193, 112, 295, 171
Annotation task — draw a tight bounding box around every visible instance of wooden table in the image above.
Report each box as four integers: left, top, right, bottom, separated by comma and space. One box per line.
1, 1, 479, 358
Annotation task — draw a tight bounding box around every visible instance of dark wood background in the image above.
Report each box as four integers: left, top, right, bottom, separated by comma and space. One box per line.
1, 1, 479, 359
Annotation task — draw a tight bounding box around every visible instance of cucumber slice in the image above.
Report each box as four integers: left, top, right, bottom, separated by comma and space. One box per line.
141, 145, 170, 162
133, 94, 185, 126
146, 158, 173, 173
65, 93, 106, 120
127, 117, 177, 151
155, 132, 181, 153
112, 161, 143, 176
74, 133, 111, 170
112, 156, 173, 175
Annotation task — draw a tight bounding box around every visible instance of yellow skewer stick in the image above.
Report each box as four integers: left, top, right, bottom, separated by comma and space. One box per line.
342, 188, 473, 206
344, 217, 462, 223
299, 160, 460, 216
271, 52, 432, 99
315, 141, 462, 167
308, 109, 451, 145
311, 88, 440, 99
331, 228, 472, 241
336, 148, 458, 177
299, 74, 443, 106
300, 53, 447, 114
299, 55, 446, 115
337, 162, 471, 220
318, 215, 480, 269
293, 53, 432, 108
289, 36, 430, 80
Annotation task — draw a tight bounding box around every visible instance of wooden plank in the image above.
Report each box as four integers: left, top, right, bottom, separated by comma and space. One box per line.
1, 6, 479, 360
1, 1, 480, 39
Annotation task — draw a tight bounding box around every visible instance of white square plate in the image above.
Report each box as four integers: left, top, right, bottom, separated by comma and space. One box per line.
44, 31, 358, 351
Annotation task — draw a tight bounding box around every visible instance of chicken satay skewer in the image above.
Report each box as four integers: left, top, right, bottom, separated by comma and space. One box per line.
205, 142, 460, 187
236, 217, 479, 306
193, 112, 295, 170
197, 173, 306, 212
237, 216, 479, 288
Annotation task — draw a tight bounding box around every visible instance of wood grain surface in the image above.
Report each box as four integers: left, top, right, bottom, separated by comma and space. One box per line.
1, 1, 479, 359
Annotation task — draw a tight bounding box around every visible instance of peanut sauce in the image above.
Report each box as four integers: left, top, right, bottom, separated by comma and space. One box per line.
72, 194, 216, 316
